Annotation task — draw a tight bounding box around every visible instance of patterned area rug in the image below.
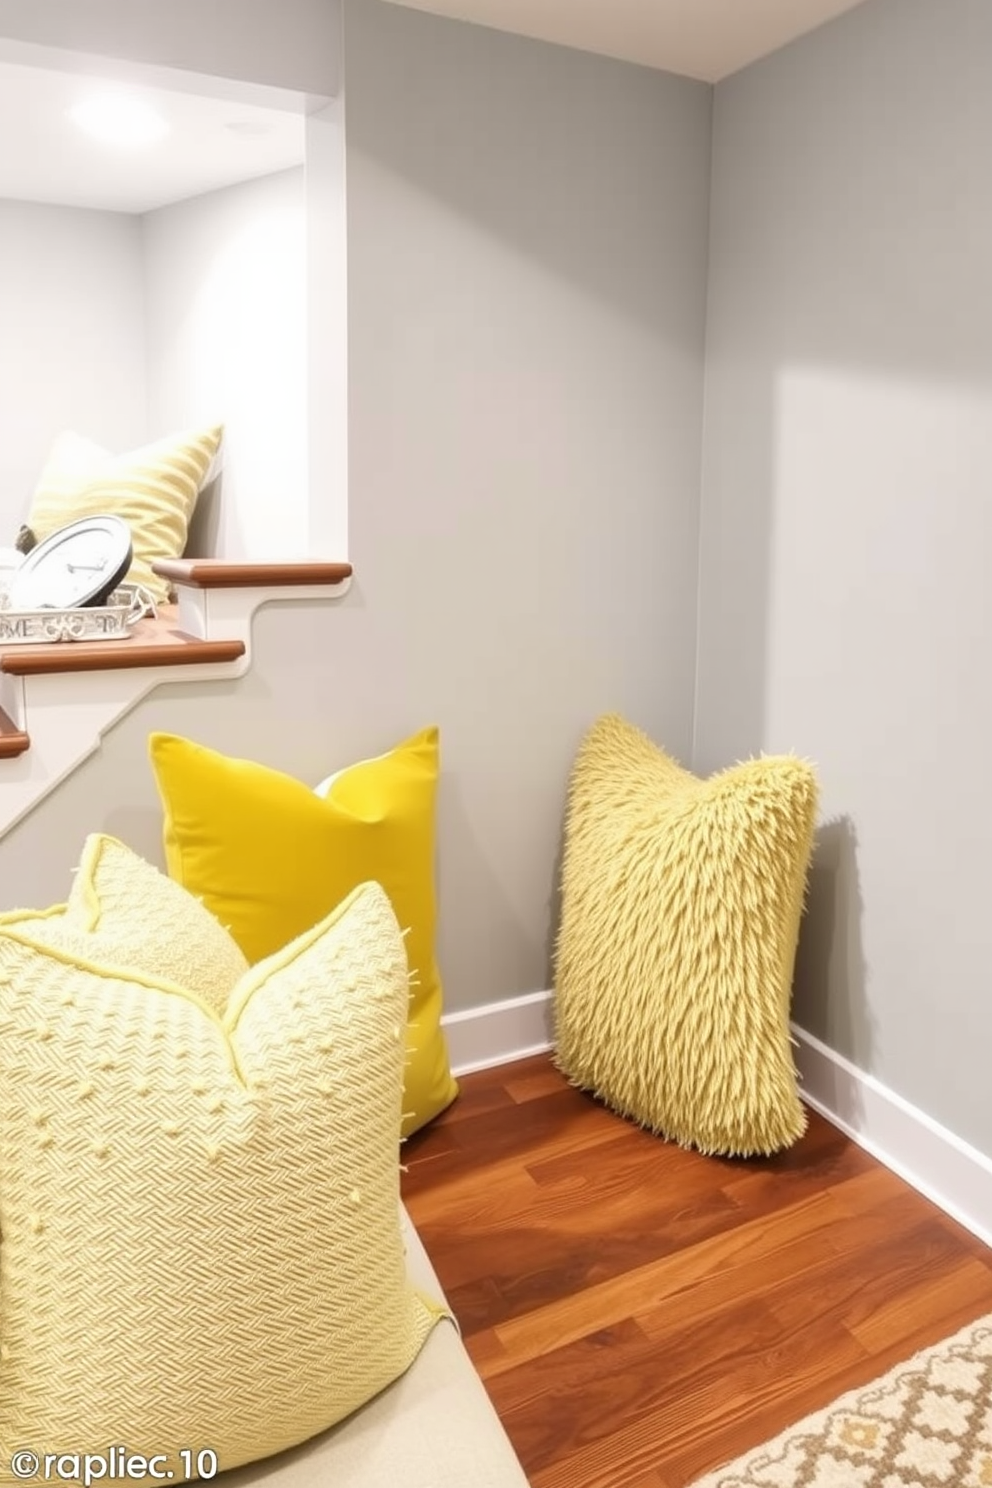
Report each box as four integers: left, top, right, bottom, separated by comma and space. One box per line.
691, 1313, 992, 1487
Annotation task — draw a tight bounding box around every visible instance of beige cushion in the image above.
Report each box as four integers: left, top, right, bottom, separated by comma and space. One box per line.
217, 1212, 531, 1488
27, 425, 223, 604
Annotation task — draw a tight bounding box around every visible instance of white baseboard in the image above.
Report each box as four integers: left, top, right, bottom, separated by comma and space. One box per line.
440, 992, 992, 1249
442, 989, 554, 1077
793, 1023, 992, 1249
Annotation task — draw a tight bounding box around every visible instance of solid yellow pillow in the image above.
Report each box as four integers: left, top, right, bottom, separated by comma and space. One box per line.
554, 714, 818, 1156
0, 833, 248, 1018
0, 880, 442, 1478
148, 726, 458, 1137
27, 425, 223, 604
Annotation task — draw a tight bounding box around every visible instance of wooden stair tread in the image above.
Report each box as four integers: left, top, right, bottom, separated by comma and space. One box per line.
152, 558, 352, 589
0, 705, 29, 758
0, 606, 245, 677
0, 563, 352, 802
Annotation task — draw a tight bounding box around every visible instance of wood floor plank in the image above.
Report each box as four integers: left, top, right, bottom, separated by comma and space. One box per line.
491, 1299, 861, 1480
415, 1120, 880, 1335
531, 1322, 867, 1488
401, 1055, 992, 1488
402, 1083, 626, 1206
505, 1063, 576, 1104
846, 1253, 992, 1354
765, 1217, 991, 1337
436, 1185, 744, 1335
481, 1187, 853, 1379
424, 1067, 520, 1126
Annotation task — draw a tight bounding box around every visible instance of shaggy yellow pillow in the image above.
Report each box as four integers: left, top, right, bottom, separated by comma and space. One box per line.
554, 715, 818, 1156
27, 425, 223, 604
0, 880, 442, 1478
0, 833, 247, 1017
148, 727, 458, 1137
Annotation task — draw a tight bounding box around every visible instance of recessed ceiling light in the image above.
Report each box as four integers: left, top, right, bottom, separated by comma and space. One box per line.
69, 92, 170, 149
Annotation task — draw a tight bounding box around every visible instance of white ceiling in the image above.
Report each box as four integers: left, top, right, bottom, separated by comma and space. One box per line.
385, 0, 870, 83
0, 56, 307, 215
0, 1, 870, 214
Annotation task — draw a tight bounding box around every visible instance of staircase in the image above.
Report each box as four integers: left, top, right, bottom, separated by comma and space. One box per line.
0, 559, 352, 837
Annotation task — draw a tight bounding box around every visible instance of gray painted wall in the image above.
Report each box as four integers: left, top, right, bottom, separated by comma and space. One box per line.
0, 0, 712, 1017
697, 0, 992, 1148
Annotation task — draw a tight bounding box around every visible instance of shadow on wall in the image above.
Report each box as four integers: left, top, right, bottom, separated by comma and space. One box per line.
543, 807, 566, 996
694, 0, 992, 781
791, 815, 874, 1124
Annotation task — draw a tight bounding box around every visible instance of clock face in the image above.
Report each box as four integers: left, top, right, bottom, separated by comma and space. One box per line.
5, 516, 133, 611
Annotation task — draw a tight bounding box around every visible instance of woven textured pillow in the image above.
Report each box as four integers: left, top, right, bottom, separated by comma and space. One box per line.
148, 726, 458, 1137
554, 714, 818, 1156
27, 425, 223, 604
0, 833, 247, 1017
0, 880, 442, 1478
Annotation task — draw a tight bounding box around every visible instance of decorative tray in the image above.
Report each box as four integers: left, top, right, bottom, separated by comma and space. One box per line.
0, 584, 155, 645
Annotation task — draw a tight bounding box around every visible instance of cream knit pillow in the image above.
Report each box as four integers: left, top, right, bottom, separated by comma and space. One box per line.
0, 880, 441, 1478
27, 425, 223, 604
0, 833, 247, 1018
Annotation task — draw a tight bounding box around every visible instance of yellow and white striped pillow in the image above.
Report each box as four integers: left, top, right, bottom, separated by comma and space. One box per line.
27, 425, 223, 604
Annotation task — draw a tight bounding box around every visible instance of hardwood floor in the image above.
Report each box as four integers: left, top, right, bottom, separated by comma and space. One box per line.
401, 1054, 992, 1488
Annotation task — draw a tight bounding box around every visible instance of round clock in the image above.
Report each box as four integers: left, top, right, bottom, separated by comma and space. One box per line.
5, 515, 133, 611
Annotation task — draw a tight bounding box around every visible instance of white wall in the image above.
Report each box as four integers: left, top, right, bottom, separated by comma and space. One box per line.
143, 169, 309, 560
0, 200, 146, 530
305, 98, 349, 561
0, 173, 312, 560
0, 0, 344, 560
0, 0, 340, 97
698, 0, 992, 1151
0, 0, 713, 1023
